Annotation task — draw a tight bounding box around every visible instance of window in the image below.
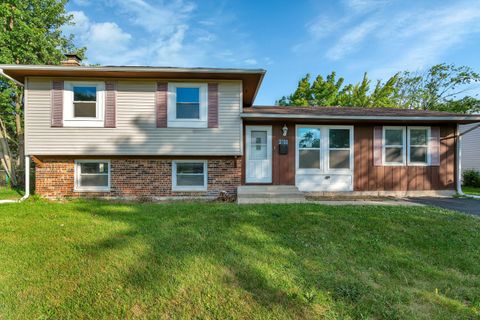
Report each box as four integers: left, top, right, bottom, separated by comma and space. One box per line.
64, 81, 105, 127
172, 161, 207, 191
297, 127, 321, 169
329, 128, 351, 170
383, 127, 406, 165
408, 127, 430, 165
168, 83, 207, 128
250, 131, 268, 160
74, 160, 110, 192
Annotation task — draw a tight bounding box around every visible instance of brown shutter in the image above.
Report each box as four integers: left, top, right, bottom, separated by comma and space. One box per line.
156, 82, 167, 128
104, 81, 117, 128
373, 126, 383, 166
430, 126, 441, 165
208, 83, 218, 128
51, 80, 64, 127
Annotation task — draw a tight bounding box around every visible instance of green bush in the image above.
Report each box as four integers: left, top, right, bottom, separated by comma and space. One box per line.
463, 169, 480, 187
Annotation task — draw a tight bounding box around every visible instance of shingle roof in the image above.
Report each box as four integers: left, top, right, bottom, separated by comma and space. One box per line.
241, 106, 480, 123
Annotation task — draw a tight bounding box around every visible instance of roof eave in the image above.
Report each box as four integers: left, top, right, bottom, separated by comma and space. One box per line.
240, 113, 480, 124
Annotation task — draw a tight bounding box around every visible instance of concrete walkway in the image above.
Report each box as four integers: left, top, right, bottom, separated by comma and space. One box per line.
311, 199, 423, 206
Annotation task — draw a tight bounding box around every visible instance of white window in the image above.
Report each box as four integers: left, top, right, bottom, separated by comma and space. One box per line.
64, 81, 105, 127
74, 160, 110, 192
172, 161, 208, 191
328, 128, 352, 170
297, 127, 321, 170
383, 127, 406, 165
168, 83, 208, 128
408, 127, 430, 165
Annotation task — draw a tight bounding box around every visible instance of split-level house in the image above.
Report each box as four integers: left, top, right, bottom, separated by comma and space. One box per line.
2, 56, 480, 202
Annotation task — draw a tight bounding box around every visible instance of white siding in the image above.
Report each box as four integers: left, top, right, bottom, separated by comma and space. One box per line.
461, 123, 480, 172
25, 78, 242, 156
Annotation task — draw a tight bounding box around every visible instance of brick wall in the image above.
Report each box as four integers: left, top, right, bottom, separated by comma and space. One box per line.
35, 157, 242, 199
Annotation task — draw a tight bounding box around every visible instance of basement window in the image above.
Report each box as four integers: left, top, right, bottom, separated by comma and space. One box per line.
74, 160, 110, 192
172, 161, 207, 191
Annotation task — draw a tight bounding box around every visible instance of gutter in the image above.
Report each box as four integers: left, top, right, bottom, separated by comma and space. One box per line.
0, 68, 24, 87
0, 69, 29, 202
241, 112, 480, 122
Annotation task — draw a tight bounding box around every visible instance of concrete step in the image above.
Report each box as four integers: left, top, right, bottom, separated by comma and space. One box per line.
237, 185, 307, 204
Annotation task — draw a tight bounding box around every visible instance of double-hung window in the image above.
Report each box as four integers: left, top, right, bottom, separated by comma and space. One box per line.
172, 161, 208, 191
74, 160, 110, 192
408, 127, 430, 165
382, 126, 431, 165
328, 128, 351, 170
383, 127, 406, 165
168, 83, 208, 128
297, 127, 321, 170
64, 81, 105, 127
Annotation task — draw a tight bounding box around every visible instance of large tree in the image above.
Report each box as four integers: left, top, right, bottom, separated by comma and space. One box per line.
277, 71, 400, 108
0, 0, 85, 186
278, 64, 480, 114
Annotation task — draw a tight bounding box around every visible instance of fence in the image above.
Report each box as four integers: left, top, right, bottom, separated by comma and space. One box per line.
0, 169, 34, 190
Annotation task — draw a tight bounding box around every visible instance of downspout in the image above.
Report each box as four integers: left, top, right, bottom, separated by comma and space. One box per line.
0, 68, 29, 201
456, 123, 480, 199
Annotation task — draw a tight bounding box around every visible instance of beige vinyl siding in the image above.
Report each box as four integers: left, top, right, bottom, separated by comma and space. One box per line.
25, 78, 242, 156
461, 123, 480, 172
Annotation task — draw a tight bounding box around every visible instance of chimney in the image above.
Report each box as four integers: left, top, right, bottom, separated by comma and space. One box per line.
61, 54, 82, 66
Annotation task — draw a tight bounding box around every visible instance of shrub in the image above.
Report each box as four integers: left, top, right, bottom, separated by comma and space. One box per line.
462, 169, 480, 187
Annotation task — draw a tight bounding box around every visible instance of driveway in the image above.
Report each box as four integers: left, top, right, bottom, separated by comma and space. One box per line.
408, 197, 480, 216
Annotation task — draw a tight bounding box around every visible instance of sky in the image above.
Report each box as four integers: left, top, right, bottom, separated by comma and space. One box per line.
64, 0, 480, 105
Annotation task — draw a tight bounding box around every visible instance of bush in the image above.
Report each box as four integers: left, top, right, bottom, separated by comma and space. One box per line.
463, 169, 480, 187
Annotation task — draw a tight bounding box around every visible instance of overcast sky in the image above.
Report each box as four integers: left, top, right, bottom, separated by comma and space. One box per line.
64, 0, 480, 105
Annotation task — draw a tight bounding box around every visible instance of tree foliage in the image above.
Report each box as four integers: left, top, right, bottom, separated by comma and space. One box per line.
0, 0, 85, 185
278, 64, 480, 114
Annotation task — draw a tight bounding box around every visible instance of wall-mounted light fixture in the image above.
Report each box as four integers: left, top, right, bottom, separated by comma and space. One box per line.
282, 124, 288, 137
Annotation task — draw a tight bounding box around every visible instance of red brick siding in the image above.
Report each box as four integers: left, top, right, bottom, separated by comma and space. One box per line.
35, 157, 241, 199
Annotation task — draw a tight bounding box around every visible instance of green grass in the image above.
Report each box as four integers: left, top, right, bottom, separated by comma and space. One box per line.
0, 187, 23, 200
463, 186, 480, 196
0, 200, 479, 319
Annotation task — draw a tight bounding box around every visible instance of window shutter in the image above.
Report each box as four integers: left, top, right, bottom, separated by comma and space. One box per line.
156, 82, 167, 128
430, 126, 441, 165
104, 81, 117, 128
373, 126, 383, 166
208, 83, 218, 128
51, 80, 64, 127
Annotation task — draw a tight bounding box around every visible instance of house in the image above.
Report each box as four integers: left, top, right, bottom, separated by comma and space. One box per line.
1, 56, 480, 202
461, 123, 480, 173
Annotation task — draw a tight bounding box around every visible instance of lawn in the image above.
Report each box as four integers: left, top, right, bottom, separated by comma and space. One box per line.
463, 186, 480, 196
0, 187, 23, 200
0, 200, 479, 319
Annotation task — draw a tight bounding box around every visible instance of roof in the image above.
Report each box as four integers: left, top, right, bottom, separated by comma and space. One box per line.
241, 106, 480, 124
0, 64, 266, 107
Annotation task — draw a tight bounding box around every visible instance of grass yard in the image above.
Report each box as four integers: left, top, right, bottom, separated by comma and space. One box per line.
0, 200, 479, 319
463, 186, 480, 196
0, 187, 23, 200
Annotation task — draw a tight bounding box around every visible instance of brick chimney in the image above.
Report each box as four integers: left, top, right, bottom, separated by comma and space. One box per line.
61, 54, 82, 66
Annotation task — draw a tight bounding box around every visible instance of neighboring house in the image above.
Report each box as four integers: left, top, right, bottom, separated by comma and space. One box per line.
461, 123, 480, 173
1, 56, 480, 200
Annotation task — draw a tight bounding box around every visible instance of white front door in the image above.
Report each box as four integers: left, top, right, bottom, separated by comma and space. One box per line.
246, 126, 272, 183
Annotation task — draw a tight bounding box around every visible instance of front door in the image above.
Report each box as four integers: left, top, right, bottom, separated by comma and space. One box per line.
246, 126, 272, 183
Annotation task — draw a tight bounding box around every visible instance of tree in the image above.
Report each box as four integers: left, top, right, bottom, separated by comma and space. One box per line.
394, 63, 480, 113
0, 0, 85, 186
277, 71, 400, 108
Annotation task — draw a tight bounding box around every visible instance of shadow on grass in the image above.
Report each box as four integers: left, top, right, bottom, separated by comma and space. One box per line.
73, 201, 480, 319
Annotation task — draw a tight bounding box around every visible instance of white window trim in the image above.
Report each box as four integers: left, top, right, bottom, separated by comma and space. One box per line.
74, 160, 111, 192
296, 125, 354, 175
382, 126, 406, 166
172, 160, 208, 192
63, 81, 105, 127
327, 126, 354, 173
167, 83, 208, 128
407, 126, 431, 166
